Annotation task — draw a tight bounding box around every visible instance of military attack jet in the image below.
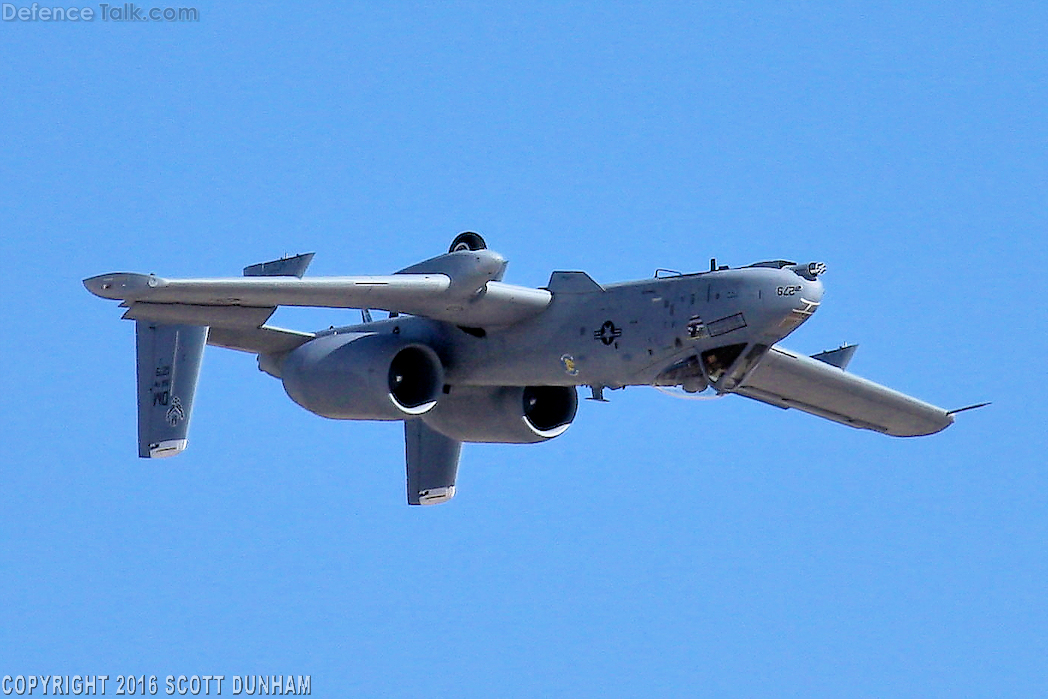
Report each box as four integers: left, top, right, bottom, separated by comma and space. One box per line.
84, 232, 977, 505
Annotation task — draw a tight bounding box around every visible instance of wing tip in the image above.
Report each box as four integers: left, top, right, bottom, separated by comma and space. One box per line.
84, 272, 156, 300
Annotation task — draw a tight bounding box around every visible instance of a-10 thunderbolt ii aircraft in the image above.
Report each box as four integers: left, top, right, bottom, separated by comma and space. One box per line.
85, 232, 979, 505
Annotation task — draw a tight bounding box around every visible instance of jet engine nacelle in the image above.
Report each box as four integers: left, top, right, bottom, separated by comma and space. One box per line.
281, 332, 444, 420
423, 385, 578, 444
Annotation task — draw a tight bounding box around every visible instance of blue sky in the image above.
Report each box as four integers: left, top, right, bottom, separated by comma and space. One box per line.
1, 2, 1046, 696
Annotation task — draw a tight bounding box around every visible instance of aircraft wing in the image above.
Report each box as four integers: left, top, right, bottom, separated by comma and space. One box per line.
84, 272, 552, 328
734, 345, 953, 436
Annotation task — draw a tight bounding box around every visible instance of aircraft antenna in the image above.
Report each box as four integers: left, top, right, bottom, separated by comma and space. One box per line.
947, 402, 991, 416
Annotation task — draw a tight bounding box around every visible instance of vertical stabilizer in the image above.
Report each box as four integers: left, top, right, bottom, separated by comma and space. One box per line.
135, 322, 208, 458
405, 420, 462, 505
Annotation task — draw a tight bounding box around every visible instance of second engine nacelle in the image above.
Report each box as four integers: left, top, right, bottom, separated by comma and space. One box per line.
281, 332, 444, 420
422, 385, 578, 444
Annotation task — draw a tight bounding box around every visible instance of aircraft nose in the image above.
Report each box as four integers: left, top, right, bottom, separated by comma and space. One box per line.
789, 274, 823, 322
787, 261, 825, 308
802, 276, 824, 306
478, 249, 508, 278
770, 264, 825, 337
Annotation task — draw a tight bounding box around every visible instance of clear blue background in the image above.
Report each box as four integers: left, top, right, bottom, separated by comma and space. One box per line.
1, 2, 1045, 696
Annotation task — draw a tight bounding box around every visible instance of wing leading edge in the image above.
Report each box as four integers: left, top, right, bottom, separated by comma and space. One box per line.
735, 345, 953, 436
84, 272, 551, 328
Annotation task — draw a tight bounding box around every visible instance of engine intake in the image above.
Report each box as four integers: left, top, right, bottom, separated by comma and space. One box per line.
281, 332, 443, 420
423, 385, 578, 443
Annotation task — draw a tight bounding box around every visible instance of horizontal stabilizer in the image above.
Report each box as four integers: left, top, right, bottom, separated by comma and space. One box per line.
243, 252, 315, 278
206, 325, 314, 355
811, 344, 858, 370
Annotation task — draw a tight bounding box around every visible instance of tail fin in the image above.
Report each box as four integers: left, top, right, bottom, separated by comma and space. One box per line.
135, 322, 207, 458
405, 420, 461, 505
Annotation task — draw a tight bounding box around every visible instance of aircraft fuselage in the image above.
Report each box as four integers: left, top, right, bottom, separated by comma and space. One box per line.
300, 264, 825, 396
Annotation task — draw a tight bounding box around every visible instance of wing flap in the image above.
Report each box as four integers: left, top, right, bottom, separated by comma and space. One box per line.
735, 346, 953, 436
